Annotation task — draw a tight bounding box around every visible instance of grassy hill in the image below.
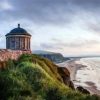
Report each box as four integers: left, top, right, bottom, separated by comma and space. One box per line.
0, 54, 100, 100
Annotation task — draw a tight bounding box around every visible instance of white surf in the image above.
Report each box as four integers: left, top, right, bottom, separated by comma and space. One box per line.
75, 57, 100, 90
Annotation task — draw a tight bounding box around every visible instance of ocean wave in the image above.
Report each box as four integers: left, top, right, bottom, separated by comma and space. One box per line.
75, 58, 100, 90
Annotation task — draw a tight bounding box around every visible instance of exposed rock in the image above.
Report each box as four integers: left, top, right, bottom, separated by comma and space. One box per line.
57, 67, 75, 89
77, 86, 90, 94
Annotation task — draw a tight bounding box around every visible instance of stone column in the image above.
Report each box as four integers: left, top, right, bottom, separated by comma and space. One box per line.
9, 37, 11, 49
19, 37, 21, 49
27, 37, 28, 50
14, 37, 16, 50
25, 37, 27, 50
6, 37, 8, 49
7, 37, 10, 49
13, 37, 16, 50
18, 37, 20, 50
21, 37, 22, 49
24, 37, 25, 50
29, 38, 30, 50
23, 37, 25, 50
29, 38, 30, 49
27, 38, 29, 50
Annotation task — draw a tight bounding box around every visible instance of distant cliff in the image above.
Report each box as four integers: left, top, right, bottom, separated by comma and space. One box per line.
33, 50, 70, 63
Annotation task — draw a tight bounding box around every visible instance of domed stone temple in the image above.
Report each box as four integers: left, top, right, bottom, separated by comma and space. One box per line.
5, 24, 31, 50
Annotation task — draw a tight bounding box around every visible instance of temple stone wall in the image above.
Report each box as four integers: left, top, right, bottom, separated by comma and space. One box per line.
6, 36, 31, 50
0, 49, 31, 62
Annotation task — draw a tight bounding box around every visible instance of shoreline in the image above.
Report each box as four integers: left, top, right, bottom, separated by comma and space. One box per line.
57, 59, 86, 81
85, 81, 100, 95
57, 59, 100, 95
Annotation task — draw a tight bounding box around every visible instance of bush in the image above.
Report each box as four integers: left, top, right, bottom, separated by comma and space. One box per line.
17, 54, 33, 63
18, 62, 52, 92
44, 87, 62, 100
6, 59, 15, 69
0, 69, 35, 99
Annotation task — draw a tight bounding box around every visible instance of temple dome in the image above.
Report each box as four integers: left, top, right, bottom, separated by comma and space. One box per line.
5, 24, 31, 50
6, 24, 31, 36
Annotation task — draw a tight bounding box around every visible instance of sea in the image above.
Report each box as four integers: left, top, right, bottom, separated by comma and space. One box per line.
75, 57, 100, 91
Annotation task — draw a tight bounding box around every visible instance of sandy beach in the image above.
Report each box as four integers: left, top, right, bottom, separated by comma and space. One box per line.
57, 59, 100, 95
57, 59, 86, 81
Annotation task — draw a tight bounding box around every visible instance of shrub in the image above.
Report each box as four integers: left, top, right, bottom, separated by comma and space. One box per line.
44, 87, 62, 100
18, 62, 52, 92
0, 69, 35, 99
6, 59, 15, 69
17, 54, 33, 63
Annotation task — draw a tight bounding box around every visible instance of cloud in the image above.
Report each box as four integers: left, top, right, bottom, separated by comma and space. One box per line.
9, 0, 74, 25
70, 0, 100, 12
1, 0, 100, 56
40, 38, 100, 50
1, 0, 100, 25
87, 22, 100, 35
0, 0, 13, 11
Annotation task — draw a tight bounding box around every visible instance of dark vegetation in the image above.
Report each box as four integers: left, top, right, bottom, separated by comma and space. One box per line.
0, 54, 100, 100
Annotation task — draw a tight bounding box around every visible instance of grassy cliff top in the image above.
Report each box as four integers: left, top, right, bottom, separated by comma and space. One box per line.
0, 54, 99, 100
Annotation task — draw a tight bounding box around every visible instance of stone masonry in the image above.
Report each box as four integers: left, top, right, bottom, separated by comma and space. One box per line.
0, 49, 31, 62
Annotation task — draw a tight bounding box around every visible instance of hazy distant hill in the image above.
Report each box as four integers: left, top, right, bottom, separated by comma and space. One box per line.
33, 50, 70, 63
33, 50, 55, 54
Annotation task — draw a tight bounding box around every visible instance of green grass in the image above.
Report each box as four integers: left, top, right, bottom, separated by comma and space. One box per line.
0, 54, 100, 100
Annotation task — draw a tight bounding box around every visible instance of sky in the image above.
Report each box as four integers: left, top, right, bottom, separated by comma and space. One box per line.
1, 0, 100, 56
